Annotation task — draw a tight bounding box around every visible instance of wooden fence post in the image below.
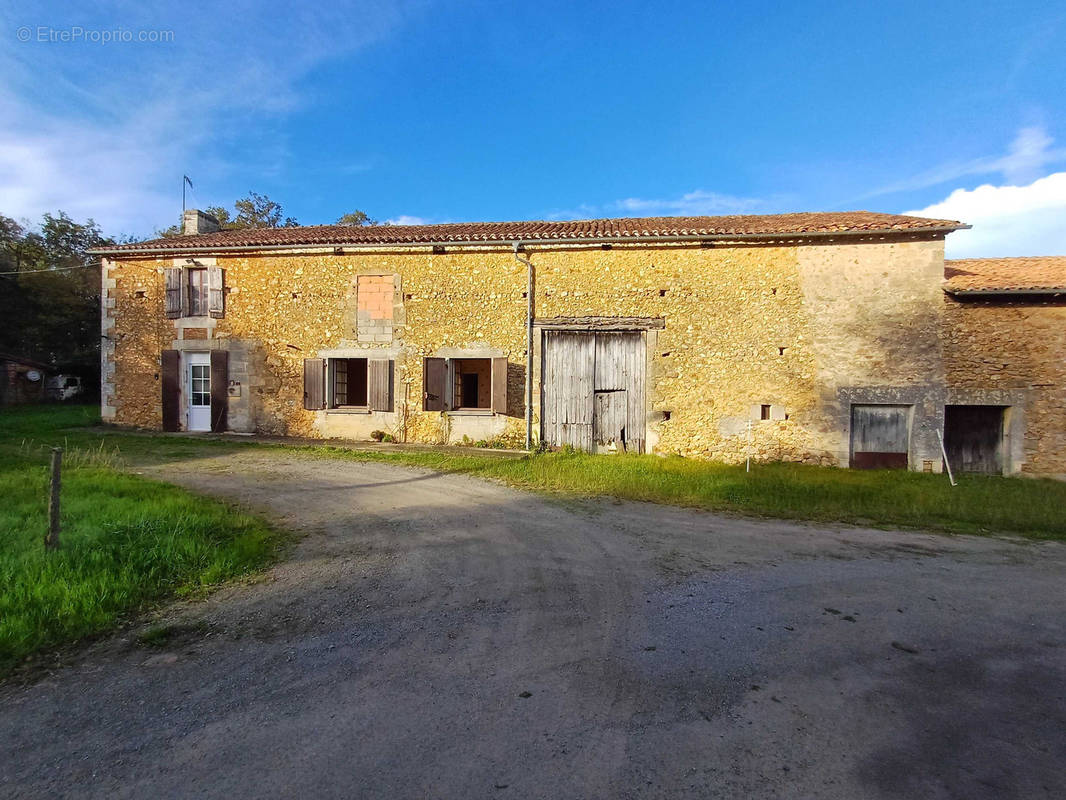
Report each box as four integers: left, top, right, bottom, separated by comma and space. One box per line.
46, 447, 62, 549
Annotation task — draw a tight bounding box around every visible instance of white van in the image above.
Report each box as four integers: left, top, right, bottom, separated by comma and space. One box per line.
46, 375, 84, 402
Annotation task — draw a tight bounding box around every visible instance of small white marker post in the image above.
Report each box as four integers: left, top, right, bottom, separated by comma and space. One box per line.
746, 419, 752, 473
935, 429, 957, 487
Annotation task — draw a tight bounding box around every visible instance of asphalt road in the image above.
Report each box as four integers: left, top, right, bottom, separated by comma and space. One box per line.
2, 451, 1064, 799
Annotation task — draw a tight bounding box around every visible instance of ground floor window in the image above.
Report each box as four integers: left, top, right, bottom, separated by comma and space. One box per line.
331, 358, 368, 407
453, 358, 492, 409
423, 356, 507, 414
302, 357, 393, 412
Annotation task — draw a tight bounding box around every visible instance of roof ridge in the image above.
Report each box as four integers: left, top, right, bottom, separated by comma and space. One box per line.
93, 211, 967, 255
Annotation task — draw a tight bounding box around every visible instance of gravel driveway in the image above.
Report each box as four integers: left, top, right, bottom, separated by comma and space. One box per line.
2, 450, 1064, 799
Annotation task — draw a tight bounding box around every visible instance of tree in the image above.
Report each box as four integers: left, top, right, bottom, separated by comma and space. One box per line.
204, 206, 233, 228
0, 211, 110, 389
232, 191, 298, 229
157, 192, 297, 237
157, 193, 379, 236
336, 210, 378, 227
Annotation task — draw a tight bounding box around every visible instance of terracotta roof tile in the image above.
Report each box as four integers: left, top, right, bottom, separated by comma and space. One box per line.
95, 211, 965, 254
945, 257, 1066, 294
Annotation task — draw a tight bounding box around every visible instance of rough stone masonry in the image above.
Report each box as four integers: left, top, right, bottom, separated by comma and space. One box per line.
92, 212, 1066, 476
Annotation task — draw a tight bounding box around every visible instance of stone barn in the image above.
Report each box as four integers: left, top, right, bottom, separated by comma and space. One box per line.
92, 210, 1066, 476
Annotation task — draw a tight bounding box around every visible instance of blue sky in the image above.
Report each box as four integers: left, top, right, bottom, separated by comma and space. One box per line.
1, 0, 1064, 256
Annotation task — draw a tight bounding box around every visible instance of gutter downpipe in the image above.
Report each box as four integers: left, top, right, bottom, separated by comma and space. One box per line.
513, 241, 534, 451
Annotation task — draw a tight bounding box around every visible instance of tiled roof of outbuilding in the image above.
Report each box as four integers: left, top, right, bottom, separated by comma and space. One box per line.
944, 256, 1066, 294
94, 211, 966, 254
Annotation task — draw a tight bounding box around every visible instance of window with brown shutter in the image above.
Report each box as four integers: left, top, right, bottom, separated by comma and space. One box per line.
423, 356, 507, 414
210, 350, 229, 432
368, 359, 393, 412
164, 266, 225, 319
161, 350, 181, 430
164, 269, 183, 318
208, 266, 225, 318
303, 358, 325, 410
491, 356, 508, 415
423, 357, 446, 411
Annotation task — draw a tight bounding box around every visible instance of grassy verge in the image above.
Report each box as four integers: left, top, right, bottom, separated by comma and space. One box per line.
288, 445, 1066, 540
0, 405, 285, 672
45, 406, 1061, 541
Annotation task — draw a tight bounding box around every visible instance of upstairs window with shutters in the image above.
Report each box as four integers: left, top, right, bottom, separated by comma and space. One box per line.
165, 266, 225, 319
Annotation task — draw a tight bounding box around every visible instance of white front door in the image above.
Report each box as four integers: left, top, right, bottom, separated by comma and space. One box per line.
187, 352, 211, 431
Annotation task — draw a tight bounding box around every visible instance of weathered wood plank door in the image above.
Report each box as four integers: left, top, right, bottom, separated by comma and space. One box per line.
542, 330, 645, 453
850, 404, 911, 469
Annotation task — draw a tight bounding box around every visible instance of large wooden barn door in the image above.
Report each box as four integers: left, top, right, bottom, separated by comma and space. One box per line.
542, 330, 645, 453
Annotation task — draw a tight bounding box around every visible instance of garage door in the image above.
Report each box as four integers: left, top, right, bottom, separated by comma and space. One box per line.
850, 404, 911, 469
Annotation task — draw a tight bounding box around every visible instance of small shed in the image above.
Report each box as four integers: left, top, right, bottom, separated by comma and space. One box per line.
0, 353, 49, 405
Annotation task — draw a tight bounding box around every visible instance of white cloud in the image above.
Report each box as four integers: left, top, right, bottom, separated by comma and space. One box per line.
998, 126, 1060, 185
385, 215, 431, 226
545, 189, 767, 221
0, 1, 423, 237
614, 189, 763, 216
870, 125, 1066, 198
906, 171, 1066, 258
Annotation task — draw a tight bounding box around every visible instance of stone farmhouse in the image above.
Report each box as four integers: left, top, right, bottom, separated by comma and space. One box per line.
91, 210, 1066, 476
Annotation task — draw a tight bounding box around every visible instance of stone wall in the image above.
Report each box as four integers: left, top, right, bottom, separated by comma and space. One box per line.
106, 236, 973, 465
942, 297, 1066, 476
795, 239, 948, 468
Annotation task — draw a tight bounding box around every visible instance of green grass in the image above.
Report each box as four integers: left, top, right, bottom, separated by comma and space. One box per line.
0, 405, 285, 672
284, 446, 1066, 540
2, 402, 1063, 673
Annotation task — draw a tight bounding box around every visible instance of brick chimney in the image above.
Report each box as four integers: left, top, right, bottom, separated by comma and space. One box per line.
183, 209, 220, 235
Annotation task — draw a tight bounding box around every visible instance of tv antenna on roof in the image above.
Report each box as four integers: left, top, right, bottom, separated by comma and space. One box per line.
182, 175, 193, 214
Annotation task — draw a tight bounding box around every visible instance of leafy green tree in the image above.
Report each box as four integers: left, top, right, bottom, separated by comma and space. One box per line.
232, 191, 298, 229
0, 211, 110, 390
159, 194, 378, 236
336, 210, 378, 226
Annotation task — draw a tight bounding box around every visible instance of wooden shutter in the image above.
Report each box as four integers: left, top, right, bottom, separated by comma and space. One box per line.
164, 268, 183, 318
423, 357, 446, 411
491, 357, 508, 415
210, 350, 229, 432
208, 267, 225, 319
161, 350, 180, 430
368, 359, 393, 412
303, 358, 325, 410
